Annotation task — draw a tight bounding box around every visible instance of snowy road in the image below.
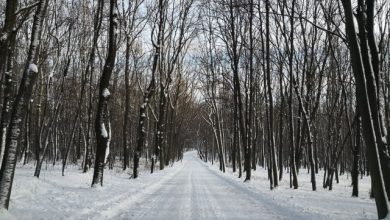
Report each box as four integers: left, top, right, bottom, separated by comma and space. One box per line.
115, 151, 305, 220
7, 150, 375, 220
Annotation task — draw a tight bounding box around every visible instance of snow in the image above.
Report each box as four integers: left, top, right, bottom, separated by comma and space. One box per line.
6, 159, 183, 220
101, 123, 108, 138
102, 88, 110, 98
104, 143, 110, 164
28, 64, 38, 73
205, 158, 377, 220
382, 136, 387, 145
0, 127, 7, 166
2, 151, 376, 219
0, 209, 17, 220
104, 123, 111, 164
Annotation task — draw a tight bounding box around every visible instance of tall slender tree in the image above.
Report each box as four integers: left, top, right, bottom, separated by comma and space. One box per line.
91, 0, 118, 187
0, 0, 49, 209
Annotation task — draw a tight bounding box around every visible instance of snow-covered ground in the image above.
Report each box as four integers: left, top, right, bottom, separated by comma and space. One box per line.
3, 159, 184, 220
1, 151, 376, 219
205, 157, 377, 219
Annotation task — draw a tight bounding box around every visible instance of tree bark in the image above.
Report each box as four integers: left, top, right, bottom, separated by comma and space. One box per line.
341, 0, 389, 218
91, 0, 118, 187
265, 0, 278, 187
0, 0, 49, 209
83, 0, 104, 174
288, 0, 298, 189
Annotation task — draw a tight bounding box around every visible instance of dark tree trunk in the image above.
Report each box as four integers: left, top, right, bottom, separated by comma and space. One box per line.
265, 0, 278, 187
123, 37, 131, 171
0, 0, 19, 133
156, 83, 167, 171
228, 0, 249, 181
83, 0, 103, 173
23, 102, 31, 165
352, 113, 361, 197
35, 67, 67, 178
278, 61, 284, 181
134, 0, 163, 178
293, 82, 316, 191
0, 0, 49, 209
0, 32, 17, 169
341, 0, 390, 218
91, 0, 118, 187
288, 0, 298, 189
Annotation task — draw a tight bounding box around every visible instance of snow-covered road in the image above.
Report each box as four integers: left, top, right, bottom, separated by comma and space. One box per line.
5, 151, 375, 220
115, 151, 304, 220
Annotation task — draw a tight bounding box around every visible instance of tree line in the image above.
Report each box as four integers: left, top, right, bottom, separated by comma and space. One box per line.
194, 0, 390, 218
0, 0, 199, 210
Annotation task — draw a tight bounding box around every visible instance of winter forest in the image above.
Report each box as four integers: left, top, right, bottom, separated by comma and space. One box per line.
0, 0, 390, 219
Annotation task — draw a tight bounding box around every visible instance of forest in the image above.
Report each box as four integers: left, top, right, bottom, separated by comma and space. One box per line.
0, 0, 390, 219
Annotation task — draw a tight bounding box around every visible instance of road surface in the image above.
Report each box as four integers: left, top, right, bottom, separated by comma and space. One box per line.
114, 151, 305, 220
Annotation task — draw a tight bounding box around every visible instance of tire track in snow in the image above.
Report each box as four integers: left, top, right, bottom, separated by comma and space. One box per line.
124, 161, 193, 220
199, 158, 310, 219
74, 161, 186, 220
189, 162, 218, 219
121, 152, 304, 220
83, 152, 307, 219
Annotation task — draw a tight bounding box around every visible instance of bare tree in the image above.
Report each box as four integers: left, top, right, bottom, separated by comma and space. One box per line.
0, 0, 49, 209
91, 0, 118, 187
341, 0, 390, 217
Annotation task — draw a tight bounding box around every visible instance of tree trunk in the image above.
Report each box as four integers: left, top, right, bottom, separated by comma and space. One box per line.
133, 0, 163, 178
352, 113, 361, 197
341, 0, 389, 217
278, 61, 284, 181
0, 0, 49, 209
265, 0, 278, 187
123, 37, 131, 171
83, 0, 103, 174
288, 0, 298, 189
91, 0, 117, 187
